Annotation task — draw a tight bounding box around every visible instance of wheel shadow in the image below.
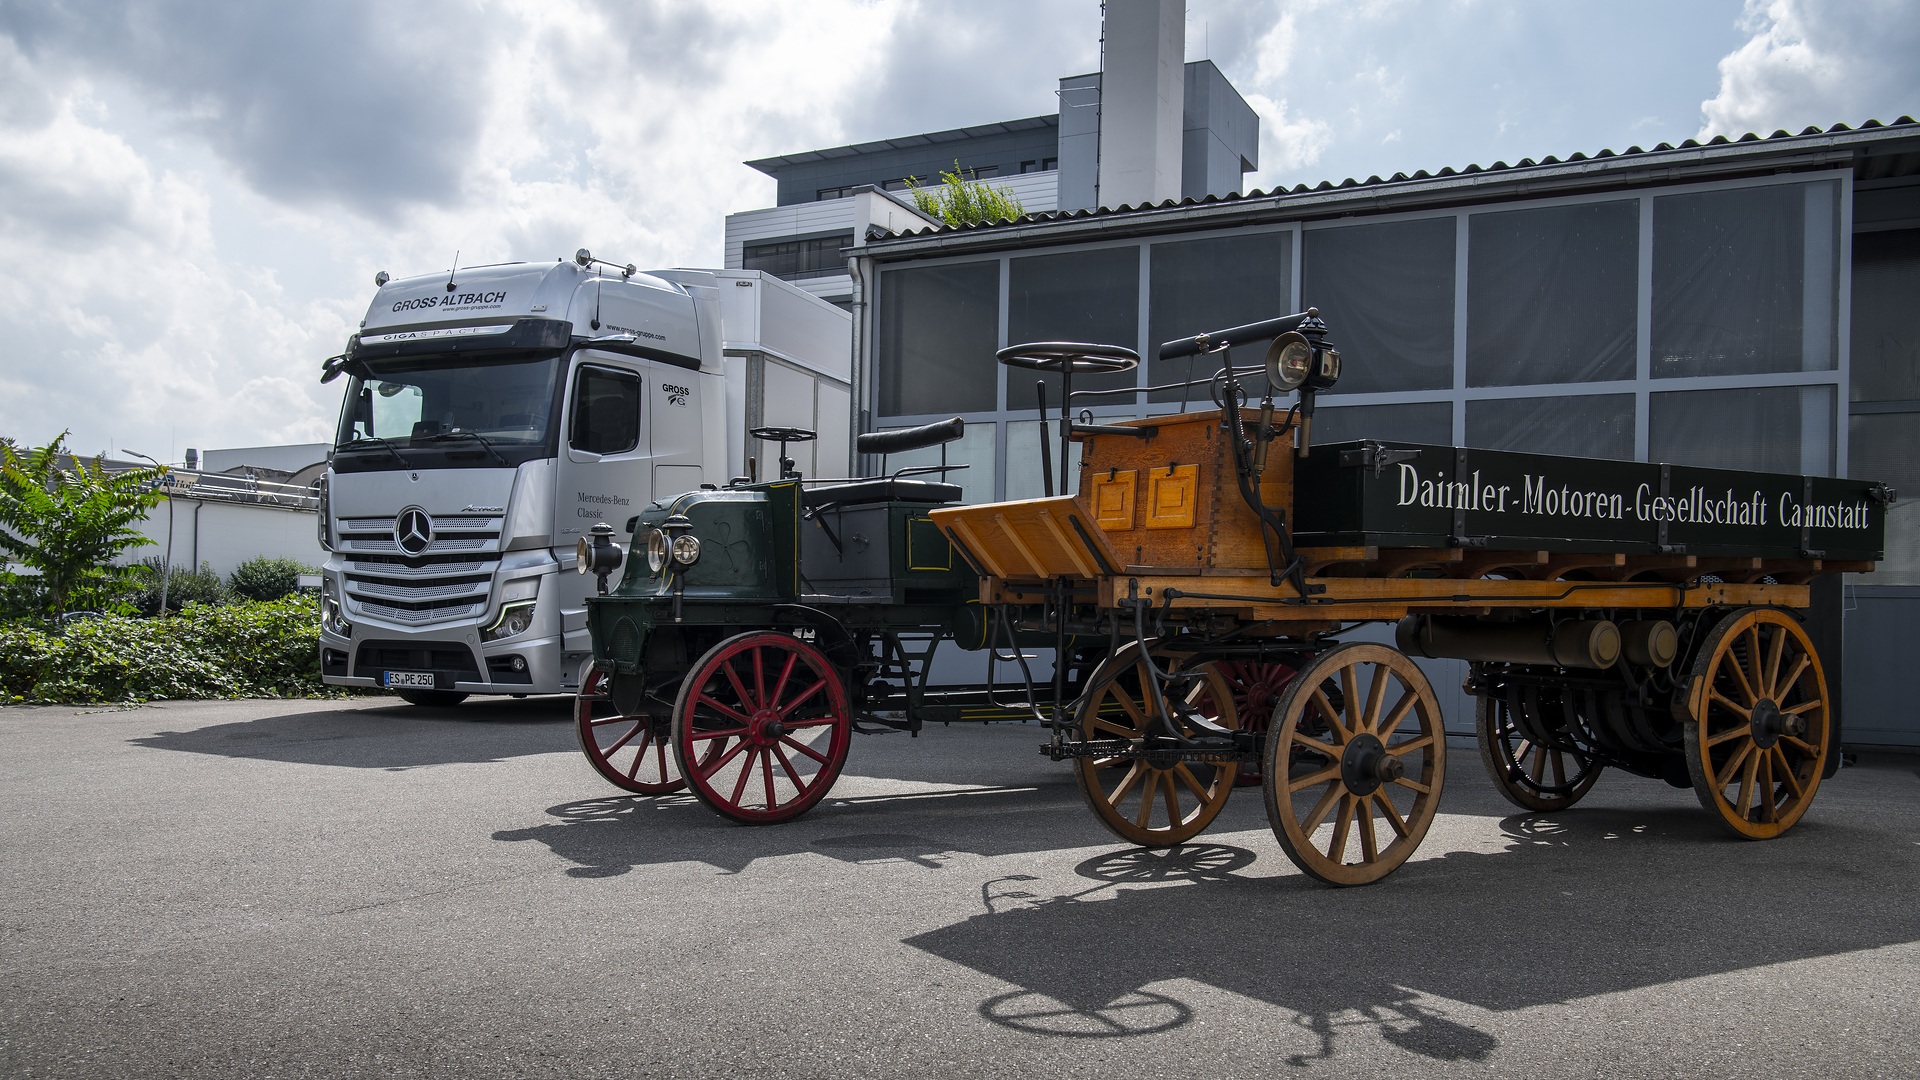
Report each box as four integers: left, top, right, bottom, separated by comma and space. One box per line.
129, 696, 573, 769
902, 809, 1920, 1062
492, 781, 1120, 877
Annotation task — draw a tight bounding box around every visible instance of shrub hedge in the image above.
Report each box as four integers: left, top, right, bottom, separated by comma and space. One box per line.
228, 556, 314, 602
0, 595, 332, 705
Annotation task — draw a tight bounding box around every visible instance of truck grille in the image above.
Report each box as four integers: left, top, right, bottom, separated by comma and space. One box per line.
336, 512, 504, 625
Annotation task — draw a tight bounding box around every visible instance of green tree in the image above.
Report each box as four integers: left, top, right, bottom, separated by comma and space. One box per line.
905, 162, 1026, 227
0, 433, 165, 618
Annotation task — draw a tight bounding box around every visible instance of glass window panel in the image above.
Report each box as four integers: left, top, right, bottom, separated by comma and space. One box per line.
877, 261, 999, 416
1146, 232, 1292, 403
1004, 420, 1087, 501
1651, 181, 1840, 378
1007, 247, 1141, 410
874, 421, 995, 505
1302, 217, 1455, 394
1649, 385, 1835, 475
570, 365, 641, 455
1467, 201, 1637, 386
1849, 412, 1920, 584
1466, 394, 1634, 459
1850, 228, 1920, 403
1310, 401, 1453, 446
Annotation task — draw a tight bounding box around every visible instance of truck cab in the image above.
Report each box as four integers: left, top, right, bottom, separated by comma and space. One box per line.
317, 255, 767, 704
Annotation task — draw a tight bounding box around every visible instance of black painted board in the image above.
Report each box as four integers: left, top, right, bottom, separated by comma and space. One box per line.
1292, 441, 1887, 561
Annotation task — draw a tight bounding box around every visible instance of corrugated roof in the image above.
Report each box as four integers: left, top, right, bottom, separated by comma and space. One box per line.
862, 117, 1920, 252
746, 115, 1059, 175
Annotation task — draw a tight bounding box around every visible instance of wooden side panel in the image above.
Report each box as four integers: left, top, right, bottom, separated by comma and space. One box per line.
1073, 411, 1295, 574
1089, 469, 1136, 531
1144, 465, 1199, 529
929, 496, 1125, 582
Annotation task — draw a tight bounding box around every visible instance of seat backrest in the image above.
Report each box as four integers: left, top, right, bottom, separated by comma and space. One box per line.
857, 417, 964, 456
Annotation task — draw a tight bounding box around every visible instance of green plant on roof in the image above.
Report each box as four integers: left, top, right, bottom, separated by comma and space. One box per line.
904, 161, 1026, 227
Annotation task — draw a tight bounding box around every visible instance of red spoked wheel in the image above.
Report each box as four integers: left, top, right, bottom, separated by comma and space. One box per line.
575, 668, 686, 794
672, 631, 853, 824
1211, 658, 1297, 786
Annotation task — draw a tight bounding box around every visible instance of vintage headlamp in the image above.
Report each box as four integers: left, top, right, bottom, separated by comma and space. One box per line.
1307, 346, 1342, 391
574, 522, 624, 594
660, 513, 700, 568
670, 534, 702, 566
1264, 332, 1314, 392
644, 527, 669, 574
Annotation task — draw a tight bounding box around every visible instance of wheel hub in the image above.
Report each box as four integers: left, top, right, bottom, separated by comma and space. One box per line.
1340, 733, 1404, 795
748, 708, 786, 747
1749, 698, 1785, 749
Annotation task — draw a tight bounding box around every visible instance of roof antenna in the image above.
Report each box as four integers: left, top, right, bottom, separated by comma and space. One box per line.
445, 250, 460, 292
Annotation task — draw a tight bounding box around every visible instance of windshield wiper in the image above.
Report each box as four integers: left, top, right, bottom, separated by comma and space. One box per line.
336, 436, 414, 467
419, 430, 512, 467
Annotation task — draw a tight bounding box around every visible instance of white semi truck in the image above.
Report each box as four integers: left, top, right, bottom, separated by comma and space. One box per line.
316, 252, 851, 704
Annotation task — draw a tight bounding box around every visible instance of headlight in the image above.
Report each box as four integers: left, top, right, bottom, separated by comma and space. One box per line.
321, 578, 353, 637
483, 601, 535, 641
645, 528, 668, 573
1264, 332, 1313, 392
670, 534, 701, 566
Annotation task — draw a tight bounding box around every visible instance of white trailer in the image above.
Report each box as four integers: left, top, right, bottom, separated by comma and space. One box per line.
317, 254, 850, 704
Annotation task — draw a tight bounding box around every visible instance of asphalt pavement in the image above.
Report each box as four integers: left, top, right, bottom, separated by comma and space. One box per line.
2, 694, 1916, 1079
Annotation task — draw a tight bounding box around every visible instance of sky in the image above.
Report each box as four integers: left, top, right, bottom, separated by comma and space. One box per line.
0, 0, 1915, 463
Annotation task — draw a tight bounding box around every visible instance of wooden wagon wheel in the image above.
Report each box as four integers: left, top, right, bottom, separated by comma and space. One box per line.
1263, 642, 1446, 886
1680, 608, 1830, 840
575, 668, 687, 794
672, 631, 853, 824
1474, 684, 1602, 812
1209, 658, 1297, 787
1074, 642, 1241, 848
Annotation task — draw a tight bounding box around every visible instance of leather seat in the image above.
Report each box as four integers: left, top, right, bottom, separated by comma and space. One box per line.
801, 478, 963, 509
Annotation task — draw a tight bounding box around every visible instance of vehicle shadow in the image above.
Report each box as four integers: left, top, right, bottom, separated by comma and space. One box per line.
901, 809, 1920, 1062
129, 696, 574, 769
492, 780, 1118, 877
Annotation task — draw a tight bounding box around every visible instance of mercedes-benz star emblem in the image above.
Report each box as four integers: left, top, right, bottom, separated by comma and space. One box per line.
394, 507, 434, 556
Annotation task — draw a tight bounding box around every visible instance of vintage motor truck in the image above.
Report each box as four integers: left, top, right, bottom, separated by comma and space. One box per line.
316, 252, 851, 705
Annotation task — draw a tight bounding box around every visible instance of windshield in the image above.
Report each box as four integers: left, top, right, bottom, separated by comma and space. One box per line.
332, 354, 564, 472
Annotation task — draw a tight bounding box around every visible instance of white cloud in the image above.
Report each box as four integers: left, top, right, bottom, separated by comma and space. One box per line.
1244, 92, 1333, 184
1701, 0, 1920, 137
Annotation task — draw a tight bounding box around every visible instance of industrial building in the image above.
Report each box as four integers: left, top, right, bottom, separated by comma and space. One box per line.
724, 2, 1918, 746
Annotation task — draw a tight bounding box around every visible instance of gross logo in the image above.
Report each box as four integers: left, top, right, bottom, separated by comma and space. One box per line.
393, 507, 434, 556
662, 383, 691, 407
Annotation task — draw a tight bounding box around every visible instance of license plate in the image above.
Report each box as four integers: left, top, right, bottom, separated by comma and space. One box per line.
383, 671, 437, 689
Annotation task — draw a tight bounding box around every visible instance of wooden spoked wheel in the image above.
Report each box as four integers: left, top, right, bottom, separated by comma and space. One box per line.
1074, 643, 1241, 848
1263, 642, 1446, 886
1681, 608, 1830, 839
1210, 658, 1297, 786
1474, 686, 1602, 812
575, 668, 686, 794
672, 632, 853, 824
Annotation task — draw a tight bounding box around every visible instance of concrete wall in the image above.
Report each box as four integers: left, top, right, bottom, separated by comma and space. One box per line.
125, 498, 325, 578
1096, 0, 1184, 209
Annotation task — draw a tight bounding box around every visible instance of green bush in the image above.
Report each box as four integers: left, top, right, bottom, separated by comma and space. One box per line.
228, 556, 313, 602
0, 595, 332, 704
130, 557, 227, 615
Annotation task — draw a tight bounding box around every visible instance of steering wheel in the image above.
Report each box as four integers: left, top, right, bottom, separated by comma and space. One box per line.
996, 341, 1140, 374
749, 426, 817, 443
